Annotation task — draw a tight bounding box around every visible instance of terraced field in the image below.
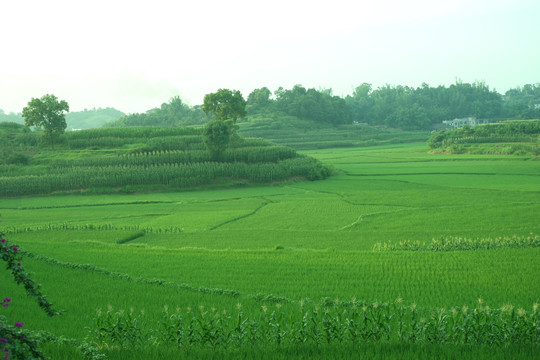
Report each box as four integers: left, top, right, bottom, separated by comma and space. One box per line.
1, 142, 539, 358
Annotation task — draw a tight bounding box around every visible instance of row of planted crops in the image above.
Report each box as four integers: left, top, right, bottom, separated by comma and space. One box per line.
0, 127, 329, 196
0, 157, 321, 197
91, 299, 540, 350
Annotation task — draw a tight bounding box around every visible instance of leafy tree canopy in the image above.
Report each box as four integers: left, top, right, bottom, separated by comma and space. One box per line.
105, 97, 208, 127
22, 94, 69, 149
202, 89, 247, 122
203, 119, 233, 159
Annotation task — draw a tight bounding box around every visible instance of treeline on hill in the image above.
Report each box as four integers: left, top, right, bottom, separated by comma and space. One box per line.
3, 82, 539, 131
105, 96, 210, 127
428, 120, 540, 155
105, 82, 540, 130
0, 107, 125, 130
244, 82, 540, 130
0, 126, 331, 197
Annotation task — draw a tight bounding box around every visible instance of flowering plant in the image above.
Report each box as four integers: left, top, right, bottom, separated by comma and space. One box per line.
1, 229, 59, 360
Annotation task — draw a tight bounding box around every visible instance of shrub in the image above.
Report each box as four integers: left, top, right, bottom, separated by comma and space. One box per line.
5, 153, 30, 165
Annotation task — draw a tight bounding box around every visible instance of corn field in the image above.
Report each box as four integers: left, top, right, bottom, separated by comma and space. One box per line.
0, 157, 321, 197
0, 125, 326, 196
91, 300, 540, 350
373, 235, 540, 251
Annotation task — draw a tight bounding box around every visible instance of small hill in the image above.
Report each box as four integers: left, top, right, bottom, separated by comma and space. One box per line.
0, 111, 24, 124
0, 126, 330, 197
65, 108, 125, 130
428, 119, 540, 155
0, 108, 126, 129
238, 114, 430, 150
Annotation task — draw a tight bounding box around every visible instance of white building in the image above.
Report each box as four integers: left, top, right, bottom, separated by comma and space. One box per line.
442, 117, 491, 129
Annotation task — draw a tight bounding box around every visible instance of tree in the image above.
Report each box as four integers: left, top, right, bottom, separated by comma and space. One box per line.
22, 94, 69, 150
203, 119, 232, 159
202, 89, 246, 158
202, 89, 246, 122
246, 87, 272, 114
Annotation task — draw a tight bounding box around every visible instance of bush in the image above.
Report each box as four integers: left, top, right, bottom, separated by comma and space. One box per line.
5, 152, 30, 165
308, 164, 332, 181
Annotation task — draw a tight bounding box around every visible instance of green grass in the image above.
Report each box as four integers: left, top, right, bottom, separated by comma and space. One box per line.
1, 142, 539, 358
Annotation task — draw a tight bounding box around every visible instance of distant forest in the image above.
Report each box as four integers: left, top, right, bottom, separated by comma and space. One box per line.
0, 107, 125, 130
102, 82, 540, 130
2, 82, 539, 130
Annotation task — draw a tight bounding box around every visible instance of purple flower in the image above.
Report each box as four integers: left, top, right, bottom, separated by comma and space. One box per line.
2, 298, 10, 303
17, 263, 21, 267
0, 239, 5, 243
12, 247, 18, 252
2, 298, 10, 307
0, 339, 7, 344
14, 322, 23, 328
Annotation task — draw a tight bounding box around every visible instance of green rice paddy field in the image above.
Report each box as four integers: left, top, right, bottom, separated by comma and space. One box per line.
1, 142, 539, 358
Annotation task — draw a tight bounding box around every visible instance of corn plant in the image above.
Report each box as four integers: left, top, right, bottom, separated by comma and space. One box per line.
89, 300, 540, 350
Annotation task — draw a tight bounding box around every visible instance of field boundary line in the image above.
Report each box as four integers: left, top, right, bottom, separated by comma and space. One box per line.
209, 197, 275, 230
339, 208, 413, 230
0, 200, 176, 210
20, 250, 241, 298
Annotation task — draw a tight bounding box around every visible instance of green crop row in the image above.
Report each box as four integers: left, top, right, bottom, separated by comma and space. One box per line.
3, 223, 183, 234
90, 300, 540, 351
373, 235, 540, 251
49, 146, 297, 168
427, 119, 540, 151
446, 135, 538, 144
0, 157, 322, 197
65, 126, 202, 140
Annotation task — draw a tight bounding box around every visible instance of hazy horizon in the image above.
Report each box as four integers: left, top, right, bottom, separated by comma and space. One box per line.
1, 0, 539, 114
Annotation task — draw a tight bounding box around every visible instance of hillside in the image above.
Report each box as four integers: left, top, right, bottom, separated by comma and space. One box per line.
65, 107, 125, 129
0, 107, 125, 129
238, 114, 430, 150
0, 126, 330, 197
428, 119, 540, 155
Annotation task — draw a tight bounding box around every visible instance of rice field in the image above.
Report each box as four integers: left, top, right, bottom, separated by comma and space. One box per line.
1, 142, 539, 359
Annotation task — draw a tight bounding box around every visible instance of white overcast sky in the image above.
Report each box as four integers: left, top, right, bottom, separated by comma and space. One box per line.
1, 0, 539, 114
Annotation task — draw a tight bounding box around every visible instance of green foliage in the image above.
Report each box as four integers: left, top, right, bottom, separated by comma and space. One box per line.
374, 235, 540, 251
22, 94, 69, 150
203, 120, 233, 158
0, 123, 33, 165
1, 143, 539, 358
273, 85, 350, 125
428, 119, 540, 154
246, 87, 273, 115
202, 89, 247, 159
65, 107, 125, 129
0, 110, 24, 124
0, 234, 58, 317
0, 125, 323, 196
202, 89, 247, 123
5, 152, 30, 165
90, 300, 540, 350
426, 131, 446, 149
504, 83, 540, 119
243, 81, 516, 130
0, 315, 46, 360
106, 97, 209, 127
1, 230, 60, 359
307, 163, 332, 181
